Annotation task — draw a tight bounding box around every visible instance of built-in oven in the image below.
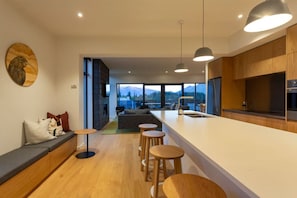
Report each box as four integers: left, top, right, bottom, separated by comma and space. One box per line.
287, 79, 297, 121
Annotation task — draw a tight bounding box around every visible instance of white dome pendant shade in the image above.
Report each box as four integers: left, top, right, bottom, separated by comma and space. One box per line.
244, 0, 292, 32
193, 47, 214, 62
174, 63, 189, 73
193, 0, 214, 62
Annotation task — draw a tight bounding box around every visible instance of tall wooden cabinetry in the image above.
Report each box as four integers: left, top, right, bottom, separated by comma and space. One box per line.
208, 57, 245, 115
215, 37, 289, 132
286, 24, 297, 133
207, 24, 297, 134
287, 24, 297, 80
233, 36, 286, 80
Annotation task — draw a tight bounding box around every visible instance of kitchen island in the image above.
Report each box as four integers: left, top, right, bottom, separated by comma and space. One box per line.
151, 110, 297, 198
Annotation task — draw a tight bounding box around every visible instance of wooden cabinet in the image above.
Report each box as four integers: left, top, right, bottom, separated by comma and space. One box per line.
286, 24, 297, 54
208, 58, 222, 79
223, 111, 286, 131
287, 120, 297, 133
232, 53, 247, 79
233, 37, 286, 80
208, 58, 245, 114
287, 52, 297, 80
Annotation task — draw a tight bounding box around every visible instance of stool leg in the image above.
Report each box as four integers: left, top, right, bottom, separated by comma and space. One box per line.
162, 159, 167, 179
140, 135, 147, 171
138, 129, 144, 156
174, 158, 182, 174
152, 158, 160, 198
144, 137, 151, 181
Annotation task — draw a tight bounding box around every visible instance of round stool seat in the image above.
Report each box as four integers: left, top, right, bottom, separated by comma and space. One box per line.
163, 174, 227, 198
142, 130, 165, 138
138, 123, 158, 131
150, 145, 184, 159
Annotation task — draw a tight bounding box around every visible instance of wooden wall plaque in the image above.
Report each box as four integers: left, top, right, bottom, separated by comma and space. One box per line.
5, 43, 38, 87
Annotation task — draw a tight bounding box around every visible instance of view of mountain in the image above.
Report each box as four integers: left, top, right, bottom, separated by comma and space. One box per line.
119, 85, 205, 96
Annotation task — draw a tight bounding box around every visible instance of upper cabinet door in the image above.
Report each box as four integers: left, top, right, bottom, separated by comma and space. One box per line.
233, 37, 286, 80
287, 52, 297, 80
287, 24, 297, 54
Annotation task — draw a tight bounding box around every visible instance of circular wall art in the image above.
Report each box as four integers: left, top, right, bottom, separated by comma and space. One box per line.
5, 43, 38, 87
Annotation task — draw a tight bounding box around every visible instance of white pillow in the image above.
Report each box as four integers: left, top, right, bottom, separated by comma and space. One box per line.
24, 118, 56, 144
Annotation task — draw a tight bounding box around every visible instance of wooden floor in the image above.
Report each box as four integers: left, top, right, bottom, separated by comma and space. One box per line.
29, 132, 155, 198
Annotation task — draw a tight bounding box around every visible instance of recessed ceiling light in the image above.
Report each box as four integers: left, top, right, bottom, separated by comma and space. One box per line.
238, 14, 243, 19
77, 12, 83, 18
165, 70, 168, 74
128, 71, 131, 74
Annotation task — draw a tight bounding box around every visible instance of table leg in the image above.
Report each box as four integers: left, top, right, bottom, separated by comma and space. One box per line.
76, 134, 95, 159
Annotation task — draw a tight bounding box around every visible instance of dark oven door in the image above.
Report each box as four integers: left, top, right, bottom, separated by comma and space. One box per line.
287, 88, 297, 120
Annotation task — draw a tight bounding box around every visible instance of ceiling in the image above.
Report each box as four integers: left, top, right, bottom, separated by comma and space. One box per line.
7, 0, 297, 75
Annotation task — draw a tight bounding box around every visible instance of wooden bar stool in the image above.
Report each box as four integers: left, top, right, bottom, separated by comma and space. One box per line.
141, 130, 165, 181
138, 123, 158, 156
149, 145, 184, 198
163, 174, 227, 198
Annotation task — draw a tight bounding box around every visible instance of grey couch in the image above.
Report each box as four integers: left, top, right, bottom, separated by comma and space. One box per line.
118, 109, 162, 130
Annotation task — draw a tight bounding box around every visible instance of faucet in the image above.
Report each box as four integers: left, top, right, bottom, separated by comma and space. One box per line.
177, 96, 194, 115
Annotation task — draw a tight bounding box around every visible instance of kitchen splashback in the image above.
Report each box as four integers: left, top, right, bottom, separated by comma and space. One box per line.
246, 72, 285, 116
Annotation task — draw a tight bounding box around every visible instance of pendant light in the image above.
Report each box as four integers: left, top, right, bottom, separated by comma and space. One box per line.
193, 0, 214, 62
244, 0, 292, 32
175, 20, 189, 73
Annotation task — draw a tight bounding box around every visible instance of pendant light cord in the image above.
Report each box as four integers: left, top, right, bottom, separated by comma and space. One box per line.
179, 20, 183, 63
202, 0, 205, 47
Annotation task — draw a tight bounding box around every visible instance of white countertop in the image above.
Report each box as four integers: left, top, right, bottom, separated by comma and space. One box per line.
151, 110, 297, 198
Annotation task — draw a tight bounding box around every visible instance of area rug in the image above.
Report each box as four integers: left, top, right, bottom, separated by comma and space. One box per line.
101, 119, 139, 135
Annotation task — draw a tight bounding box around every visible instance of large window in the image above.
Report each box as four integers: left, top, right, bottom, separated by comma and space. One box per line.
117, 83, 206, 111
117, 84, 143, 109
164, 85, 182, 109
144, 85, 161, 109
184, 83, 195, 110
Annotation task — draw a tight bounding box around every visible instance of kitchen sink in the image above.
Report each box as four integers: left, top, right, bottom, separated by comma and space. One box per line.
183, 113, 209, 118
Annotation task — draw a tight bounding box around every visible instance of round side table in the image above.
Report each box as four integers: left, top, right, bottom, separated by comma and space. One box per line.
75, 128, 97, 159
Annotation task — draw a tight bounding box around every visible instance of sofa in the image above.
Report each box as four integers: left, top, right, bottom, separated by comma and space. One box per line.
118, 109, 162, 130
0, 132, 77, 197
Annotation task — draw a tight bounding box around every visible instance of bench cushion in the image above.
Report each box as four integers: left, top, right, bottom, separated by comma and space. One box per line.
0, 147, 48, 184
24, 131, 75, 151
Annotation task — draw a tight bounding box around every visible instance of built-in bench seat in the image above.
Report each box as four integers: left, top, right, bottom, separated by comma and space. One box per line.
0, 147, 49, 185
24, 131, 75, 151
0, 131, 77, 197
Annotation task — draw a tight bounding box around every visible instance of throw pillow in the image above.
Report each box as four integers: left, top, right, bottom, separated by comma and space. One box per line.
24, 118, 56, 144
48, 118, 65, 136
47, 111, 70, 131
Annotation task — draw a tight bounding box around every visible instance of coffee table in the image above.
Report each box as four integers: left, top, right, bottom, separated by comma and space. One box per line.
75, 128, 97, 159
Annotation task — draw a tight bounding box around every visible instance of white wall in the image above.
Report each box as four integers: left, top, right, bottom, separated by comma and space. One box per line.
0, 1, 57, 154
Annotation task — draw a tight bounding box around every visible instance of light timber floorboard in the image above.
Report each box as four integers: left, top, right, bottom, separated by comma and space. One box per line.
29, 132, 155, 198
